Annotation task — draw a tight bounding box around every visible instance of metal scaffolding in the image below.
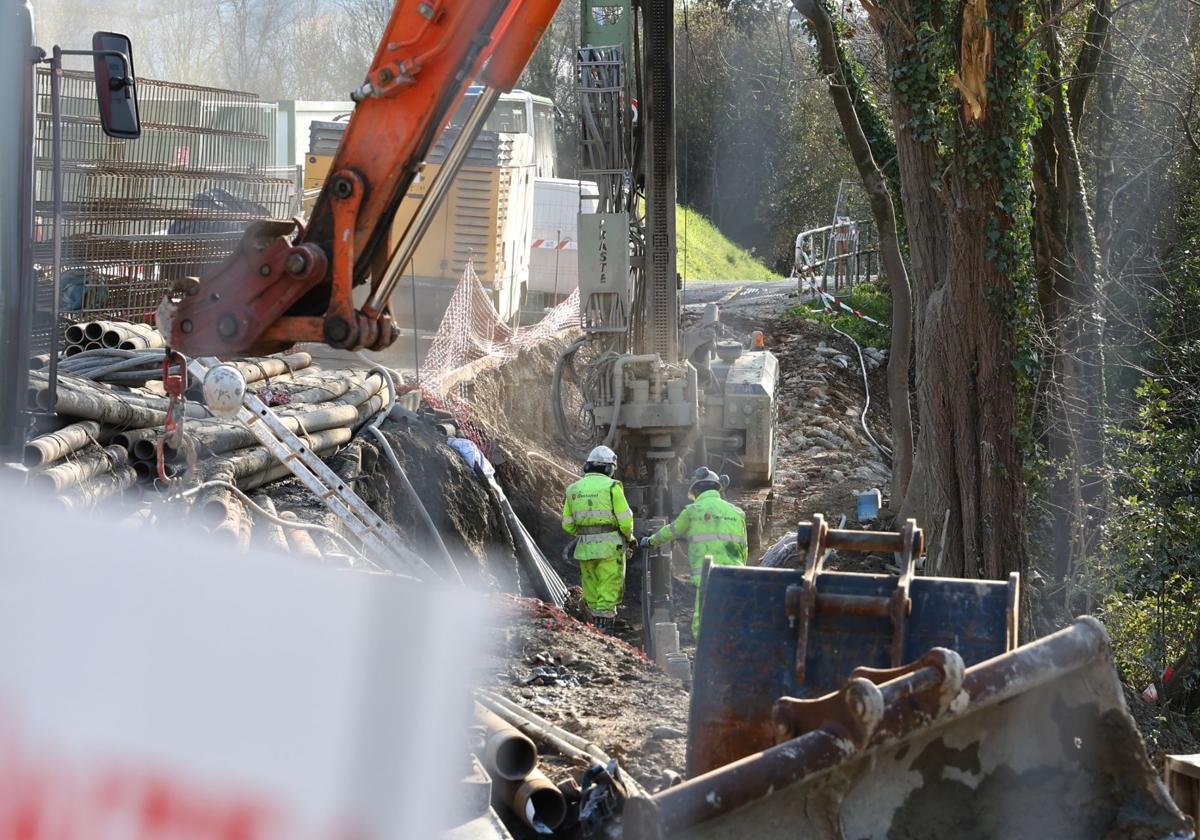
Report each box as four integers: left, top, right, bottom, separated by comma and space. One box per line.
31, 69, 301, 351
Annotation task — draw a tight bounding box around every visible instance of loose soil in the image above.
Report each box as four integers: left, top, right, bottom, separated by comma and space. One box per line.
261, 282, 1186, 834
480, 596, 691, 793
746, 312, 894, 572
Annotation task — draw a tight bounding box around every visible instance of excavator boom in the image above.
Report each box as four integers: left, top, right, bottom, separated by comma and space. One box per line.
164, 0, 560, 356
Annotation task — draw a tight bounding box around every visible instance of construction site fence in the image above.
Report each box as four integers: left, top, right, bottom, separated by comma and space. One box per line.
416, 262, 581, 455
30, 67, 300, 353
792, 218, 880, 292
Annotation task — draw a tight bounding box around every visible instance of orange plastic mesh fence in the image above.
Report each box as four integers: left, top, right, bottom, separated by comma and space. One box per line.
413, 262, 580, 454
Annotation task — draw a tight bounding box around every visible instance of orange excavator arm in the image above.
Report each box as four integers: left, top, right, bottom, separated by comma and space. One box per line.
164, 0, 560, 356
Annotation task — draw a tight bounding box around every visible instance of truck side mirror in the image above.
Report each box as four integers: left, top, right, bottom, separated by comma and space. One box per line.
91, 32, 140, 140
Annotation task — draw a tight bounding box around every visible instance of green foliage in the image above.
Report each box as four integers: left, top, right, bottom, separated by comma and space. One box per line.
1089, 380, 1200, 683
803, 1, 903, 219
678, 206, 782, 281
786, 280, 891, 347
1084, 172, 1200, 685
675, 3, 857, 271
1101, 576, 1196, 688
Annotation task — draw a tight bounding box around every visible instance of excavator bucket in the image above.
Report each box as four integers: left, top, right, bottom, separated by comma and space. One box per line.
688, 515, 1018, 774
626, 618, 1192, 840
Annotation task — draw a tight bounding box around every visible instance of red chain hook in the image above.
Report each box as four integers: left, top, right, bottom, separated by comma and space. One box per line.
155, 349, 196, 485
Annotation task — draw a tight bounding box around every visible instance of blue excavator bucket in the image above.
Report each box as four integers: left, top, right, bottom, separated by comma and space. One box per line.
627, 618, 1189, 840
687, 514, 1019, 776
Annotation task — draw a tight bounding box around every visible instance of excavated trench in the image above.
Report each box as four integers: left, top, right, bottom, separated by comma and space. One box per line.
262, 300, 1185, 836
259, 300, 917, 834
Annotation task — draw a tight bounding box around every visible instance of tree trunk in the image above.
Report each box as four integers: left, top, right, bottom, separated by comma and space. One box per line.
1067, 0, 1112, 132
1031, 0, 1108, 580
863, 0, 1033, 579
903, 175, 1026, 580
792, 0, 914, 506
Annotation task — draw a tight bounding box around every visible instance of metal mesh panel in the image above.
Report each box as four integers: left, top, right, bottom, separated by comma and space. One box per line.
32, 68, 300, 350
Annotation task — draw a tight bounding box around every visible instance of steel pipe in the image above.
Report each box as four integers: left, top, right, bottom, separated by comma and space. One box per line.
211, 492, 252, 552
117, 332, 166, 350
474, 703, 538, 782
225, 352, 312, 387
195, 427, 352, 527
475, 690, 650, 801
132, 437, 159, 461
194, 462, 238, 528
237, 441, 339, 492
497, 768, 567, 833
100, 322, 159, 349
101, 323, 138, 348
47, 381, 166, 427
182, 389, 381, 461
280, 511, 322, 559
23, 420, 101, 467
57, 464, 137, 510
282, 374, 359, 405
252, 494, 289, 553
31, 443, 128, 492
82, 320, 111, 342
131, 459, 155, 480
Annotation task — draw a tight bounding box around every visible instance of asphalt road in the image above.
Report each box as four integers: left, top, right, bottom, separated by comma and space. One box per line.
681, 278, 802, 330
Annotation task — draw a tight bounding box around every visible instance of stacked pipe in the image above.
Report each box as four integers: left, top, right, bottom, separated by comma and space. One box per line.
53, 348, 312, 390
473, 703, 567, 833
24, 353, 390, 533
60, 320, 166, 357
172, 368, 386, 551
21, 420, 136, 511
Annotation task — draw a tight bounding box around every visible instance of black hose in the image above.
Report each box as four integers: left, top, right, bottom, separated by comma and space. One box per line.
552, 338, 594, 456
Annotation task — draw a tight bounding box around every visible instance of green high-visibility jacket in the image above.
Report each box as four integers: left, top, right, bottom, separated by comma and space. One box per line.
562, 472, 635, 561
649, 489, 747, 579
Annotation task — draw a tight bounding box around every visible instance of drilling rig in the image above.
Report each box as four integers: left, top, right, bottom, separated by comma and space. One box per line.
557, 0, 779, 637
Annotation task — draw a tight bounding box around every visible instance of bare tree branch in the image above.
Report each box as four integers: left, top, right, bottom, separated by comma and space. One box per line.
1145, 96, 1200, 156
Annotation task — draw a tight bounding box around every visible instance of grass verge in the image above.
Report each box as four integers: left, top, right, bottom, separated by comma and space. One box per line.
787, 279, 892, 348
677, 206, 781, 281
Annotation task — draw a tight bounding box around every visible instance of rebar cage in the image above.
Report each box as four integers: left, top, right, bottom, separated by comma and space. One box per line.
31, 68, 301, 351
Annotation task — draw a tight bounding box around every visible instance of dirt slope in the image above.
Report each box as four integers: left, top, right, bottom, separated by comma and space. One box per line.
480, 597, 691, 793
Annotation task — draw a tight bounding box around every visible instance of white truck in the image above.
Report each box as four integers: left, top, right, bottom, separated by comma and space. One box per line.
524, 177, 599, 320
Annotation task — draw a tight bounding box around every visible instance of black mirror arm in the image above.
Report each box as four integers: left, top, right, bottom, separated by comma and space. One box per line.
52, 47, 134, 83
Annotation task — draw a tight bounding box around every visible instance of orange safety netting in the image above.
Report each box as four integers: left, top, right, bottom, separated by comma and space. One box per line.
413, 262, 580, 454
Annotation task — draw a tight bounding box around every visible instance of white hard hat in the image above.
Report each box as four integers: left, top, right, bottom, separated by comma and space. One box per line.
689, 467, 722, 495
202, 363, 246, 418
586, 445, 617, 466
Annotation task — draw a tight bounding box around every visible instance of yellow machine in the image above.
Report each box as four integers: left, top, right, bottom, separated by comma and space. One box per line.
302, 87, 555, 337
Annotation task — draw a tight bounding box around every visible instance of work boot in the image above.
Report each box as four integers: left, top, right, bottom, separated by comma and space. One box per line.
591, 612, 616, 634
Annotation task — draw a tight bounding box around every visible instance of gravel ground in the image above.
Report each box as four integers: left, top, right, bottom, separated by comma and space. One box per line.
480, 596, 691, 793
